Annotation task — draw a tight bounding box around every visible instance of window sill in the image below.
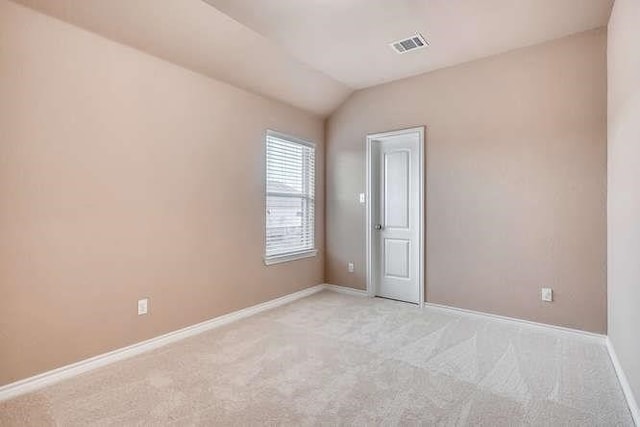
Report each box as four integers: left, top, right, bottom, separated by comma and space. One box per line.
264, 249, 318, 266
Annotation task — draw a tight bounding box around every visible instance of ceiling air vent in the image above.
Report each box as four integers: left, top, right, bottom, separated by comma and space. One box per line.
390, 33, 428, 54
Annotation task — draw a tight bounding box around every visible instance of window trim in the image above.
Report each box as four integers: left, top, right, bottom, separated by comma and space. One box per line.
264, 248, 318, 266
264, 130, 317, 266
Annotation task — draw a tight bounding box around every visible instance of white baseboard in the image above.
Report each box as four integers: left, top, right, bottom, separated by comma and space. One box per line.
606, 337, 640, 425
323, 284, 369, 297
324, 284, 604, 342
0, 284, 325, 402
422, 301, 605, 343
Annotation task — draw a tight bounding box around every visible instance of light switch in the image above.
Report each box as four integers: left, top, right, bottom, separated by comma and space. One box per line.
138, 298, 149, 315
359, 193, 365, 204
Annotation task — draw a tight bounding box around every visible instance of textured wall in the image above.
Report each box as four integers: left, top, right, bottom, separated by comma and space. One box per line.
607, 0, 640, 410
326, 29, 607, 333
0, 0, 324, 385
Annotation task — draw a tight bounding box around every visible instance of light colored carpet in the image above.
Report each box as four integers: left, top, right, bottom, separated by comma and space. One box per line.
0, 291, 633, 426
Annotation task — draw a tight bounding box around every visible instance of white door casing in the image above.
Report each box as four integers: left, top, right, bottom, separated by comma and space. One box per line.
366, 127, 424, 305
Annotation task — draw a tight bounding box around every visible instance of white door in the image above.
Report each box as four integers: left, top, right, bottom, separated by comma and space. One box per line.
370, 129, 423, 304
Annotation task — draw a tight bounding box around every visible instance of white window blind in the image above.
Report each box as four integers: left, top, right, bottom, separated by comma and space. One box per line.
265, 131, 316, 264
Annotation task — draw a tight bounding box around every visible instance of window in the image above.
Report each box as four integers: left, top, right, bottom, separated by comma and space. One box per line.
265, 130, 316, 265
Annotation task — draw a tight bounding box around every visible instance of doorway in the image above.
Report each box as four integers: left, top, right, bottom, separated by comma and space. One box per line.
365, 127, 424, 305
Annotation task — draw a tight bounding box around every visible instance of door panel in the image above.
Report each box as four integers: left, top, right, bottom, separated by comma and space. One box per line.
373, 131, 421, 304
384, 150, 409, 229
384, 239, 410, 278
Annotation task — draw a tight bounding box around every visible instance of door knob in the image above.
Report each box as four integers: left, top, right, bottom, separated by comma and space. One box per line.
374, 224, 383, 230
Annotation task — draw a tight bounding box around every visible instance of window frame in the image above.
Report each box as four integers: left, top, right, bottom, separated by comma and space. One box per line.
264, 130, 317, 265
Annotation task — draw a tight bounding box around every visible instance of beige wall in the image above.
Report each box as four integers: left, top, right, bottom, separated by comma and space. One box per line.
0, 0, 324, 386
326, 29, 607, 333
608, 0, 640, 407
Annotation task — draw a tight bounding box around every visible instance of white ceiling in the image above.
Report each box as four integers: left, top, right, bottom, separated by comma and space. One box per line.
205, 0, 614, 89
10, 0, 351, 116
12, 0, 613, 115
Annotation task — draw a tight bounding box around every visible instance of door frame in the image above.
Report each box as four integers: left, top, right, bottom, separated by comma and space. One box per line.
365, 126, 425, 307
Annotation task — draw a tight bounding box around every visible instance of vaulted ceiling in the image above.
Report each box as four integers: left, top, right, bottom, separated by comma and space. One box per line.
10, 0, 351, 115
12, 0, 614, 116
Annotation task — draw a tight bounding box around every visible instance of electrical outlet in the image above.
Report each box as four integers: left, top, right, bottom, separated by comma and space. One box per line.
359, 193, 365, 204
541, 288, 553, 302
348, 262, 355, 273
138, 298, 149, 315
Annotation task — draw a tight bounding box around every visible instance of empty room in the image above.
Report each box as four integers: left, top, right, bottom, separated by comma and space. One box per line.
1, 0, 639, 425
